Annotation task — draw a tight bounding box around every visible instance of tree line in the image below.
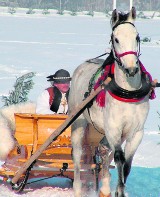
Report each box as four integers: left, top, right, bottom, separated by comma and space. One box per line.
0, 0, 159, 11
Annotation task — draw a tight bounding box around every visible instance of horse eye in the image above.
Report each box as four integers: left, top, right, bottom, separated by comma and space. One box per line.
115, 38, 119, 43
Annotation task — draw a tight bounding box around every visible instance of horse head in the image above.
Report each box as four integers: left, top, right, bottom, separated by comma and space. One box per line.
111, 7, 140, 78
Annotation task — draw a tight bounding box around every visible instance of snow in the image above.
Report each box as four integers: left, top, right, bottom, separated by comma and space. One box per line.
132, 131, 160, 167
0, 9, 160, 196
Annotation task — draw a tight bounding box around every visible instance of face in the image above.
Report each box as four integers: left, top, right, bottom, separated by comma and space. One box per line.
54, 82, 70, 93
112, 24, 139, 77
111, 8, 139, 77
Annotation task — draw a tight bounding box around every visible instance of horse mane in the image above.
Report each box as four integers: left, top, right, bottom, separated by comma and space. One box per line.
118, 12, 129, 22
110, 11, 129, 29
101, 50, 114, 69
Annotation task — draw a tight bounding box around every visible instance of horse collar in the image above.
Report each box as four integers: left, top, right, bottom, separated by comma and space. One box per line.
107, 74, 152, 102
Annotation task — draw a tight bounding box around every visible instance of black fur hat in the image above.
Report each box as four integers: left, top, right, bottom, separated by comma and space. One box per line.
47, 69, 71, 83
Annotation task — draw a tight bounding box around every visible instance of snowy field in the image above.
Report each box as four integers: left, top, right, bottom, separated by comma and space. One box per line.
0, 11, 160, 196
0, 12, 160, 131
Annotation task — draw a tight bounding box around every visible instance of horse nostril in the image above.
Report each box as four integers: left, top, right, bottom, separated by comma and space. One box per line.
125, 68, 130, 75
125, 67, 139, 77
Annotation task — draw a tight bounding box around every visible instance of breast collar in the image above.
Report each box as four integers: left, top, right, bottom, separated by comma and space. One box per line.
93, 62, 152, 104
107, 73, 152, 102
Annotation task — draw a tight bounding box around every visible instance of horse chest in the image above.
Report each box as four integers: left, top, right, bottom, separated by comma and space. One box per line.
105, 94, 149, 130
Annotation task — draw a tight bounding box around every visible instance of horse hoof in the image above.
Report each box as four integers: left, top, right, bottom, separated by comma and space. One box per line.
99, 190, 112, 197
115, 191, 125, 197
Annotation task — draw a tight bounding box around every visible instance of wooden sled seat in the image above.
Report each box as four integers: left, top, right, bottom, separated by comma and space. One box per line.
0, 114, 74, 179
15, 113, 71, 145
14, 113, 72, 159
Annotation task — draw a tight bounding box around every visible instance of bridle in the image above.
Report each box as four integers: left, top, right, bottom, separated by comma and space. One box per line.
110, 21, 141, 68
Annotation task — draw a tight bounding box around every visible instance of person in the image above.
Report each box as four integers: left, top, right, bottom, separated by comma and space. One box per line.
36, 69, 71, 114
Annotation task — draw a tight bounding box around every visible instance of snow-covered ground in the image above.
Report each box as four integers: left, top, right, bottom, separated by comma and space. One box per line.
0, 10, 160, 131
0, 10, 160, 196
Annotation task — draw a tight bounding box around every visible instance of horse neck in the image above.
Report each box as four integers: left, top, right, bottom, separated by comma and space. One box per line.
114, 62, 141, 90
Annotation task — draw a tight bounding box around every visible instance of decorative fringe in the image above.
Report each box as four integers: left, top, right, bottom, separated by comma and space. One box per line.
93, 64, 114, 107
96, 89, 106, 107
93, 60, 156, 107
139, 61, 156, 100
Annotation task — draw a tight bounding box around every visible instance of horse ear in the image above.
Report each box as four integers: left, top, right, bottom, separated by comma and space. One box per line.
128, 7, 136, 22
111, 9, 119, 26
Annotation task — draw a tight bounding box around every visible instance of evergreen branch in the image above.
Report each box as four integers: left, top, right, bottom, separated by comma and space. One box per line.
1, 72, 36, 106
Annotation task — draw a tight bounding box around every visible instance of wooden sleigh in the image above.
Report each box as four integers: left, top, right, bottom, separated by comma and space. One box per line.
1, 114, 73, 179
0, 78, 115, 193
0, 113, 114, 193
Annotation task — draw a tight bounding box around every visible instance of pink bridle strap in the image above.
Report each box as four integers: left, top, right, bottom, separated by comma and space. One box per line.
115, 51, 137, 58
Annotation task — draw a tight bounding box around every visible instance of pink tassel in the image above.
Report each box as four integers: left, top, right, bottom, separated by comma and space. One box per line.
139, 61, 156, 100
96, 89, 106, 107
93, 63, 113, 107
150, 89, 156, 100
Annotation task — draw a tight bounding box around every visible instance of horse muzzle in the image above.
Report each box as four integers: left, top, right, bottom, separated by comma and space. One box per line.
124, 67, 139, 77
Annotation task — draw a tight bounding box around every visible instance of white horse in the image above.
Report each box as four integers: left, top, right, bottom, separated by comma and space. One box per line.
69, 7, 152, 197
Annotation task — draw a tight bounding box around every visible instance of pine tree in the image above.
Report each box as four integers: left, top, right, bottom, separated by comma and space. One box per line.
2, 72, 35, 106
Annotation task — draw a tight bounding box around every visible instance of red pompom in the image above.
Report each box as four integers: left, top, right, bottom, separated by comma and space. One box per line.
96, 89, 106, 107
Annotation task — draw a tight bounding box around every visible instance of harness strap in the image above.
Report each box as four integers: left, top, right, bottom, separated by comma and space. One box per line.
112, 21, 135, 31
115, 51, 137, 58
87, 107, 105, 136
87, 52, 109, 61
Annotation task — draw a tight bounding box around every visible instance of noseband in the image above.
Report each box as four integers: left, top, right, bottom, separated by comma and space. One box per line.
111, 22, 140, 67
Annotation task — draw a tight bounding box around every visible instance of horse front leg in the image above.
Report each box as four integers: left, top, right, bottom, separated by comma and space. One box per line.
71, 117, 86, 197
123, 130, 144, 183
114, 146, 126, 197
99, 138, 112, 197
105, 129, 126, 196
